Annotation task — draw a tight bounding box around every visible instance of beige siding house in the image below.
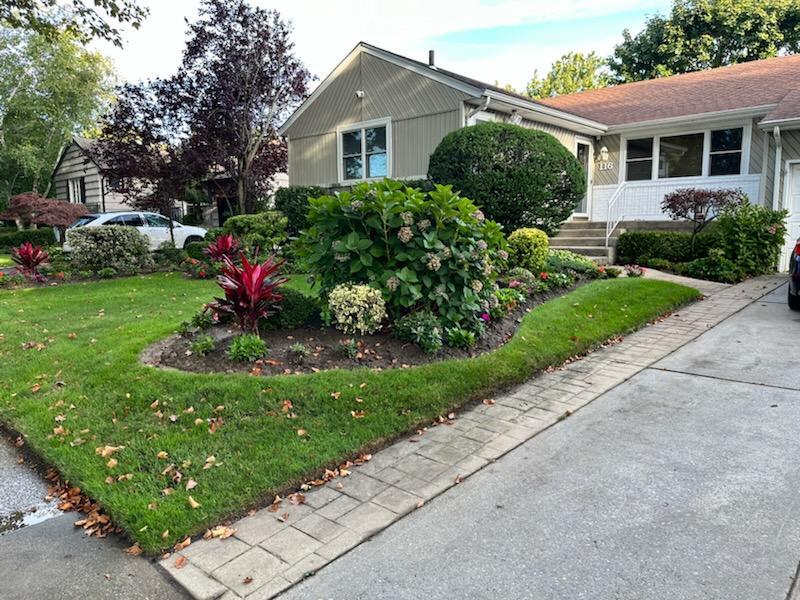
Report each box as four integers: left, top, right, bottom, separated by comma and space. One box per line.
52, 137, 127, 213
280, 44, 800, 269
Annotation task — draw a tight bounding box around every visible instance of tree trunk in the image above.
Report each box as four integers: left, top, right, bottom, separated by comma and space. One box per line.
237, 176, 247, 215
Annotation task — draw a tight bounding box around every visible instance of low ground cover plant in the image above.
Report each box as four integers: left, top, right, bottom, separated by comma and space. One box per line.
227, 333, 267, 362
0, 274, 698, 553
394, 310, 444, 353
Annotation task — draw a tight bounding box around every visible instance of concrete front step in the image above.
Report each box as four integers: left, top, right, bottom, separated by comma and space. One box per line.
551, 236, 607, 247
560, 221, 606, 231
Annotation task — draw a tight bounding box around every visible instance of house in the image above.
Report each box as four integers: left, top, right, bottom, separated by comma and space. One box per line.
52, 136, 289, 227
52, 136, 127, 214
278, 43, 800, 268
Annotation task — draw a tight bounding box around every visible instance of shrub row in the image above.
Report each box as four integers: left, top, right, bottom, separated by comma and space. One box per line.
616, 229, 719, 264
0, 227, 55, 251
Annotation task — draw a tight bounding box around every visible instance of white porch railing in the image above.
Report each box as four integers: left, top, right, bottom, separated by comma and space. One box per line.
603, 174, 762, 245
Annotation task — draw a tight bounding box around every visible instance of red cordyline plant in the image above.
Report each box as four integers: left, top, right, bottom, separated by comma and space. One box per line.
209, 252, 287, 334
11, 243, 50, 282
204, 234, 242, 263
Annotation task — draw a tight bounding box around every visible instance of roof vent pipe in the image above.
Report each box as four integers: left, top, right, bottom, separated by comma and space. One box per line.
428, 50, 435, 67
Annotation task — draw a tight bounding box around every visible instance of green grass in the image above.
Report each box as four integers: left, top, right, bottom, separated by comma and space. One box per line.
0, 254, 12, 267
0, 273, 698, 552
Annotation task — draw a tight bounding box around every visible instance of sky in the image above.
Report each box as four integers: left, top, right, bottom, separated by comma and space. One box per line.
94, 0, 672, 92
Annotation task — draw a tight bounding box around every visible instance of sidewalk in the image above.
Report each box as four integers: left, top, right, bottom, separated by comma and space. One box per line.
160, 274, 786, 600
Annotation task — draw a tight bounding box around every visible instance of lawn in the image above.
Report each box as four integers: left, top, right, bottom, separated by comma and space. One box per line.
0, 254, 12, 267
0, 273, 699, 552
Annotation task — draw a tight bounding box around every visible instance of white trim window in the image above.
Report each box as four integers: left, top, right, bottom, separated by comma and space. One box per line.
622, 125, 748, 182
67, 176, 86, 203
337, 118, 391, 184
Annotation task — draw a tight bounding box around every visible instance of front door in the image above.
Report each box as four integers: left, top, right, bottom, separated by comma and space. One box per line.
575, 140, 592, 216
781, 164, 800, 271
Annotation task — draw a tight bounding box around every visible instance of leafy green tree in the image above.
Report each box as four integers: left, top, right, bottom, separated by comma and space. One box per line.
526, 51, 610, 99
0, 0, 147, 47
609, 0, 800, 82
0, 27, 114, 206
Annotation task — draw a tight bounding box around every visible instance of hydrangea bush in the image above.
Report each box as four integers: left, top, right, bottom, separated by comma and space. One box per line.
297, 180, 507, 327
67, 226, 152, 274
327, 283, 387, 335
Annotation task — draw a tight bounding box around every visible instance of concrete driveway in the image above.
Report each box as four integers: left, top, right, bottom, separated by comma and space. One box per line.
281, 283, 800, 600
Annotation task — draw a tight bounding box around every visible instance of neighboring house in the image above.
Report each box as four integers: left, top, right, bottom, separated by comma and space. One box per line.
279, 43, 800, 269
52, 136, 127, 213
52, 137, 288, 228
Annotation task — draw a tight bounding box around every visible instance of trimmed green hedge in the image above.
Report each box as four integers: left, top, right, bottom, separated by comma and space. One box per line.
0, 227, 55, 251
274, 186, 327, 236
616, 229, 719, 264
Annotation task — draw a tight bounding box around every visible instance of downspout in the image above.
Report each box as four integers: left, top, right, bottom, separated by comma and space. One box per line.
464, 96, 490, 126
772, 125, 782, 210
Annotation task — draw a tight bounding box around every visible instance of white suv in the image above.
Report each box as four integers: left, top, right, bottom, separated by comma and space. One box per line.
67, 212, 207, 250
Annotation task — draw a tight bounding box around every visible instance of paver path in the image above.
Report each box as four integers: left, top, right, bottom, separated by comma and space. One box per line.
161, 275, 787, 600
283, 280, 800, 599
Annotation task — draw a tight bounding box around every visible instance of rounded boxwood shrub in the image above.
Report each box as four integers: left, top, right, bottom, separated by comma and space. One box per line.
681, 250, 744, 283
296, 179, 507, 327
507, 228, 549, 272
274, 186, 327, 236
185, 241, 207, 261
220, 211, 288, 254
263, 287, 319, 330
427, 122, 585, 235
67, 226, 152, 274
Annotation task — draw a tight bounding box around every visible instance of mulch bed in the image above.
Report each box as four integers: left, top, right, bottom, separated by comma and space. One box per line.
147, 282, 586, 376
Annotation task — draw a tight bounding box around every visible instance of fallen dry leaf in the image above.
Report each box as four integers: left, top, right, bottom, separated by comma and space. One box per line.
157, 451, 169, 460
482, 398, 496, 406
297, 428, 307, 437
106, 458, 118, 469
96, 445, 123, 458
208, 526, 236, 539
174, 555, 188, 569
188, 496, 201, 509
243, 576, 253, 585
174, 537, 191, 551
186, 479, 197, 491
124, 544, 142, 556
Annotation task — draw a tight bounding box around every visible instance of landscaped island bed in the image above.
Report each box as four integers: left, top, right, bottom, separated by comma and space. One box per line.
0, 274, 698, 552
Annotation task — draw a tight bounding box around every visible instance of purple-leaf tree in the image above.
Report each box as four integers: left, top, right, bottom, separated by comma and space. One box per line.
661, 187, 745, 255
177, 0, 310, 214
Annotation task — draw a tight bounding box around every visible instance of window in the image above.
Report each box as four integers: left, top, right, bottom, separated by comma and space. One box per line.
625, 138, 653, 181
623, 127, 745, 181
709, 128, 743, 176
338, 119, 390, 182
67, 177, 86, 203
107, 214, 144, 227
659, 133, 703, 178
145, 214, 171, 228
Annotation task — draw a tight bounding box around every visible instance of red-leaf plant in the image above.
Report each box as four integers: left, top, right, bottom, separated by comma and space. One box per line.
209, 252, 287, 334
11, 242, 50, 282
204, 233, 242, 263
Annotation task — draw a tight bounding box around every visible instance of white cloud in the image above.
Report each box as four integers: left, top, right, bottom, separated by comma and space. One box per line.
94, 0, 664, 89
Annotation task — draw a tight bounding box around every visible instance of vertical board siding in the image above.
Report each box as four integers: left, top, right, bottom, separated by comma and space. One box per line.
393, 110, 461, 177
288, 133, 338, 187
594, 135, 620, 186
777, 129, 800, 208
285, 52, 472, 185
749, 118, 764, 175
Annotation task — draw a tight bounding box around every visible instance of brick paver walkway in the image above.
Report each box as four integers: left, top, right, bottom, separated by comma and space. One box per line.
160, 275, 785, 600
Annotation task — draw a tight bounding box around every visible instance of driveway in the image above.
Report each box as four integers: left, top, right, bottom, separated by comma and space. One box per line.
282, 283, 800, 600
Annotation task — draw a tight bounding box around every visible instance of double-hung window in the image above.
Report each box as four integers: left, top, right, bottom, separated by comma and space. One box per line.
338, 118, 390, 183
623, 126, 745, 181
67, 177, 86, 203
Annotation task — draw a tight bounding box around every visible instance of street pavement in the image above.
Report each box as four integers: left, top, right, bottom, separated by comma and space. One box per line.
281, 283, 800, 600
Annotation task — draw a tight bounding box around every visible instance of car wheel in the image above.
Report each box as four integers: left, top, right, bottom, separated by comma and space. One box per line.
789, 288, 800, 311
183, 236, 204, 249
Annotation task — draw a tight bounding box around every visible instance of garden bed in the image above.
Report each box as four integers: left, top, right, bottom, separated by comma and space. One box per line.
0, 274, 699, 553
147, 284, 582, 375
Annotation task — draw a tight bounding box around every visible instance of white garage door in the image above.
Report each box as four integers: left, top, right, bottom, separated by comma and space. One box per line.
781, 164, 800, 272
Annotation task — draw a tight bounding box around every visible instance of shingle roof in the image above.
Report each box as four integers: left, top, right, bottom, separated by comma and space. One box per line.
536, 54, 800, 127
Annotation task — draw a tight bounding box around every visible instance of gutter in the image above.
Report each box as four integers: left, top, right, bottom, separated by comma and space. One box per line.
484, 90, 607, 134
772, 126, 782, 210
464, 96, 490, 124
